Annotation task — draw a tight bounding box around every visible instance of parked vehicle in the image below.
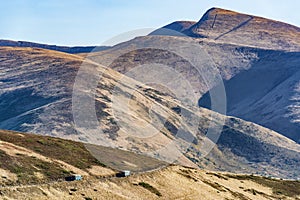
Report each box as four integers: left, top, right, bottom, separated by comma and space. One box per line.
116, 170, 131, 177
65, 174, 82, 181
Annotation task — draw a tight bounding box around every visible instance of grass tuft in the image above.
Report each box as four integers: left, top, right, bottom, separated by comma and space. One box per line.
138, 182, 162, 197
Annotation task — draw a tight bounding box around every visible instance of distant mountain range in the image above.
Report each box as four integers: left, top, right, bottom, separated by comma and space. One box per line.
0, 7, 299, 180
0, 39, 110, 54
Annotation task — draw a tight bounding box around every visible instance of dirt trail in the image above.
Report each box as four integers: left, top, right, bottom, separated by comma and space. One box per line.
1, 165, 298, 200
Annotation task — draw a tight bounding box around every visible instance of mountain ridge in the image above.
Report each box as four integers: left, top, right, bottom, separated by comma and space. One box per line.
152, 7, 300, 51
0, 39, 110, 54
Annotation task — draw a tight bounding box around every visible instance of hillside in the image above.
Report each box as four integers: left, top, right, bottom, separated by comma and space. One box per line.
0, 130, 299, 200
87, 35, 300, 143
0, 46, 300, 179
0, 39, 110, 54
0, 130, 114, 186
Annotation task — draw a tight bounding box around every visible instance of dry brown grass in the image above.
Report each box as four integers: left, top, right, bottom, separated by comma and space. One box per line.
0, 130, 105, 170
226, 174, 300, 197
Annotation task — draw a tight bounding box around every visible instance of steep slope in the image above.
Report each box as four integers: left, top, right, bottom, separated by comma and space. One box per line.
156, 7, 300, 51
0, 47, 299, 179
0, 130, 299, 200
88, 34, 300, 143
0, 47, 81, 135
199, 49, 300, 143
0, 39, 110, 54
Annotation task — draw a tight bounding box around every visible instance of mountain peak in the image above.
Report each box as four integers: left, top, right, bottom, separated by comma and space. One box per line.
185, 8, 300, 51
204, 7, 241, 15
200, 7, 273, 23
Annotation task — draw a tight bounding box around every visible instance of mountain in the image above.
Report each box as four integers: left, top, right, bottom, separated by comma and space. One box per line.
87, 36, 300, 144
88, 8, 300, 144
0, 46, 299, 179
1, 6, 300, 199
0, 130, 299, 200
152, 7, 300, 51
0, 39, 110, 54
1, 6, 300, 180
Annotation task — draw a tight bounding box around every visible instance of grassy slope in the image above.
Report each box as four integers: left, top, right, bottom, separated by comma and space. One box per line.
0, 130, 105, 170
0, 130, 299, 200
0, 130, 106, 186
0, 130, 166, 185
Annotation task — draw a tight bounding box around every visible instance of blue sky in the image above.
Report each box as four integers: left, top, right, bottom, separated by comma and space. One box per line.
1, 0, 299, 46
